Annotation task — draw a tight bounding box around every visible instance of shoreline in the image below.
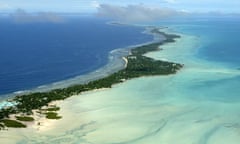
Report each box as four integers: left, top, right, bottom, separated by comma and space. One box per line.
0, 26, 183, 129
0, 25, 160, 101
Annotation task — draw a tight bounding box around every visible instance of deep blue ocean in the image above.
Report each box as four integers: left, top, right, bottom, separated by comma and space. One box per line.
0, 17, 152, 95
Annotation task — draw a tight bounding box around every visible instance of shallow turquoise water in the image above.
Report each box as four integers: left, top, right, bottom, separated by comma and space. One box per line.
157, 17, 240, 67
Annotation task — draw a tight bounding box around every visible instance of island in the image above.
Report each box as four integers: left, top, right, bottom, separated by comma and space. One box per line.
0, 28, 183, 130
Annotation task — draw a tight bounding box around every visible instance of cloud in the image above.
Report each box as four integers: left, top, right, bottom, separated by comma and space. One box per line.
164, 0, 177, 4
0, 3, 10, 9
9, 9, 64, 23
91, 1, 100, 8
96, 4, 185, 23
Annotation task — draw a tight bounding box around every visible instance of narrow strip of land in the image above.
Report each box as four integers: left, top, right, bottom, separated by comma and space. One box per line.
0, 28, 183, 130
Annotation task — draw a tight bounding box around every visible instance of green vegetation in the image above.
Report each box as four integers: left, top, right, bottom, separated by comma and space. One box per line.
0, 119, 26, 128
15, 116, 34, 122
0, 28, 183, 129
0, 123, 4, 130
45, 112, 62, 119
45, 106, 60, 111
0, 106, 17, 119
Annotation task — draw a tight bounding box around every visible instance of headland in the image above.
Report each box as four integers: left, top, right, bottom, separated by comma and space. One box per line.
0, 27, 183, 130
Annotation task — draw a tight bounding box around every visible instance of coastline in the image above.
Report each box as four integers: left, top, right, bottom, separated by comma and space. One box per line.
0, 26, 184, 144
0, 25, 160, 101
0, 26, 183, 130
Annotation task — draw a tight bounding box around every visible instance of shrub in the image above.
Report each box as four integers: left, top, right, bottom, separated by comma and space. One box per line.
0, 119, 26, 128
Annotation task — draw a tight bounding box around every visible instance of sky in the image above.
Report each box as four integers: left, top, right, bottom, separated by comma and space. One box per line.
0, 0, 240, 14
